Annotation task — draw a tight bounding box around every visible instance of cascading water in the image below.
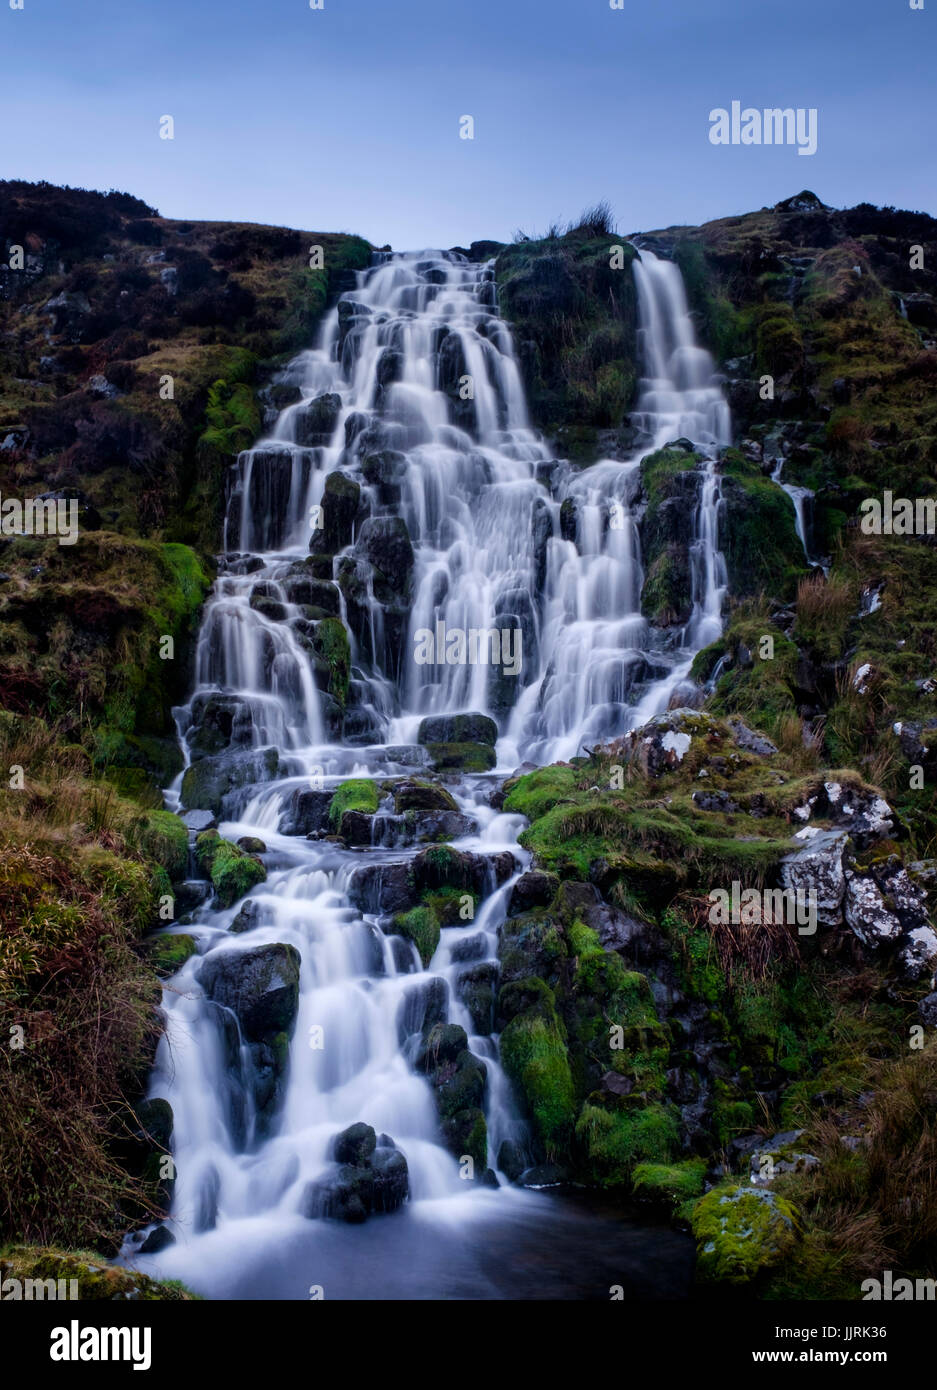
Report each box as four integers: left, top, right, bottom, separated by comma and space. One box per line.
128, 244, 731, 1299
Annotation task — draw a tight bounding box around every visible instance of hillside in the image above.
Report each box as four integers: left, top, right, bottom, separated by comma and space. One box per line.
1, 180, 935, 1302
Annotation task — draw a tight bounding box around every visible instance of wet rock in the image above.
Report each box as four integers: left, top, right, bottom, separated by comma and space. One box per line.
392, 779, 458, 814
180, 747, 281, 816
415, 1022, 469, 1072
302, 1137, 409, 1222
138, 1224, 175, 1255
312, 471, 361, 554
199, 943, 301, 1043
338, 810, 374, 846
497, 1139, 527, 1183
181, 809, 216, 834
331, 1121, 377, 1166
450, 931, 489, 963
456, 963, 499, 1035
281, 787, 333, 836
417, 712, 498, 746
229, 900, 260, 934
518, 1164, 569, 1188
412, 845, 486, 895
397, 976, 449, 1044
355, 516, 414, 597
349, 860, 416, 915
294, 392, 341, 447
188, 694, 256, 761
236, 836, 266, 854
507, 870, 559, 916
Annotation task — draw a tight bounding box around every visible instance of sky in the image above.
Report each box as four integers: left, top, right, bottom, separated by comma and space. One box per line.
2, 0, 935, 248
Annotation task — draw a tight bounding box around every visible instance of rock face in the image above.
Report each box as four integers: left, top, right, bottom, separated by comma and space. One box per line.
780, 829, 848, 926
302, 1124, 409, 1222
199, 943, 301, 1132
199, 943, 300, 1042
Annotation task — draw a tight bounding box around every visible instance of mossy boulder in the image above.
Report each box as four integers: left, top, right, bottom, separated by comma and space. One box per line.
690, 1183, 801, 1284
392, 779, 459, 813
426, 741, 497, 772
418, 713, 498, 746
194, 829, 266, 908
180, 747, 280, 815
393, 905, 440, 968
328, 777, 379, 831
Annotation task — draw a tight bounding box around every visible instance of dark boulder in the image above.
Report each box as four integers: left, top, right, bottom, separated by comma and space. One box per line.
417, 712, 498, 746
199, 943, 301, 1043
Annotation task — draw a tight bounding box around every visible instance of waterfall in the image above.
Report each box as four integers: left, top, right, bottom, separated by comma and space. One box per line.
128, 245, 730, 1296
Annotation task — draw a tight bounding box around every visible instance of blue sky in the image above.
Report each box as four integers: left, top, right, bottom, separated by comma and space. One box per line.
3, 0, 934, 247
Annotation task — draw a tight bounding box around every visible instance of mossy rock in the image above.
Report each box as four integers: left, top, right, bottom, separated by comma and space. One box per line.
500, 1000, 575, 1156
632, 1158, 707, 1209
0, 1246, 201, 1300
194, 829, 266, 909
393, 905, 440, 968
145, 932, 197, 977
574, 1101, 679, 1186
690, 1183, 801, 1284
328, 777, 379, 831
392, 779, 459, 813
313, 617, 351, 709
426, 741, 497, 772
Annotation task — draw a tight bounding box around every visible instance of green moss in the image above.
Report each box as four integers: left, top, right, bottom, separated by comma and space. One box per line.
426, 741, 496, 772
145, 932, 197, 976
194, 829, 266, 909
392, 905, 440, 968
0, 1245, 201, 1300
632, 1158, 707, 1207
197, 374, 262, 458
575, 1101, 679, 1186
690, 1183, 801, 1284
314, 617, 350, 709
719, 449, 808, 601
503, 763, 580, 820
500, 1001, 575, 1157
130, 809, 189, 882
641, 544, 691, 626
328, 778, 379, 831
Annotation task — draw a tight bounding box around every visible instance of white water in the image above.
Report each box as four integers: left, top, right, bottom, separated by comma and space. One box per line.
129, 245, 731, 1295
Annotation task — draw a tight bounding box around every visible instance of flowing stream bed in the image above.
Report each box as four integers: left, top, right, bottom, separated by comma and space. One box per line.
125, 244, 733, 1299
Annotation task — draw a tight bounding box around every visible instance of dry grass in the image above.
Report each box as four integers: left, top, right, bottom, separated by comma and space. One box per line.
0, 715, 170, 1251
